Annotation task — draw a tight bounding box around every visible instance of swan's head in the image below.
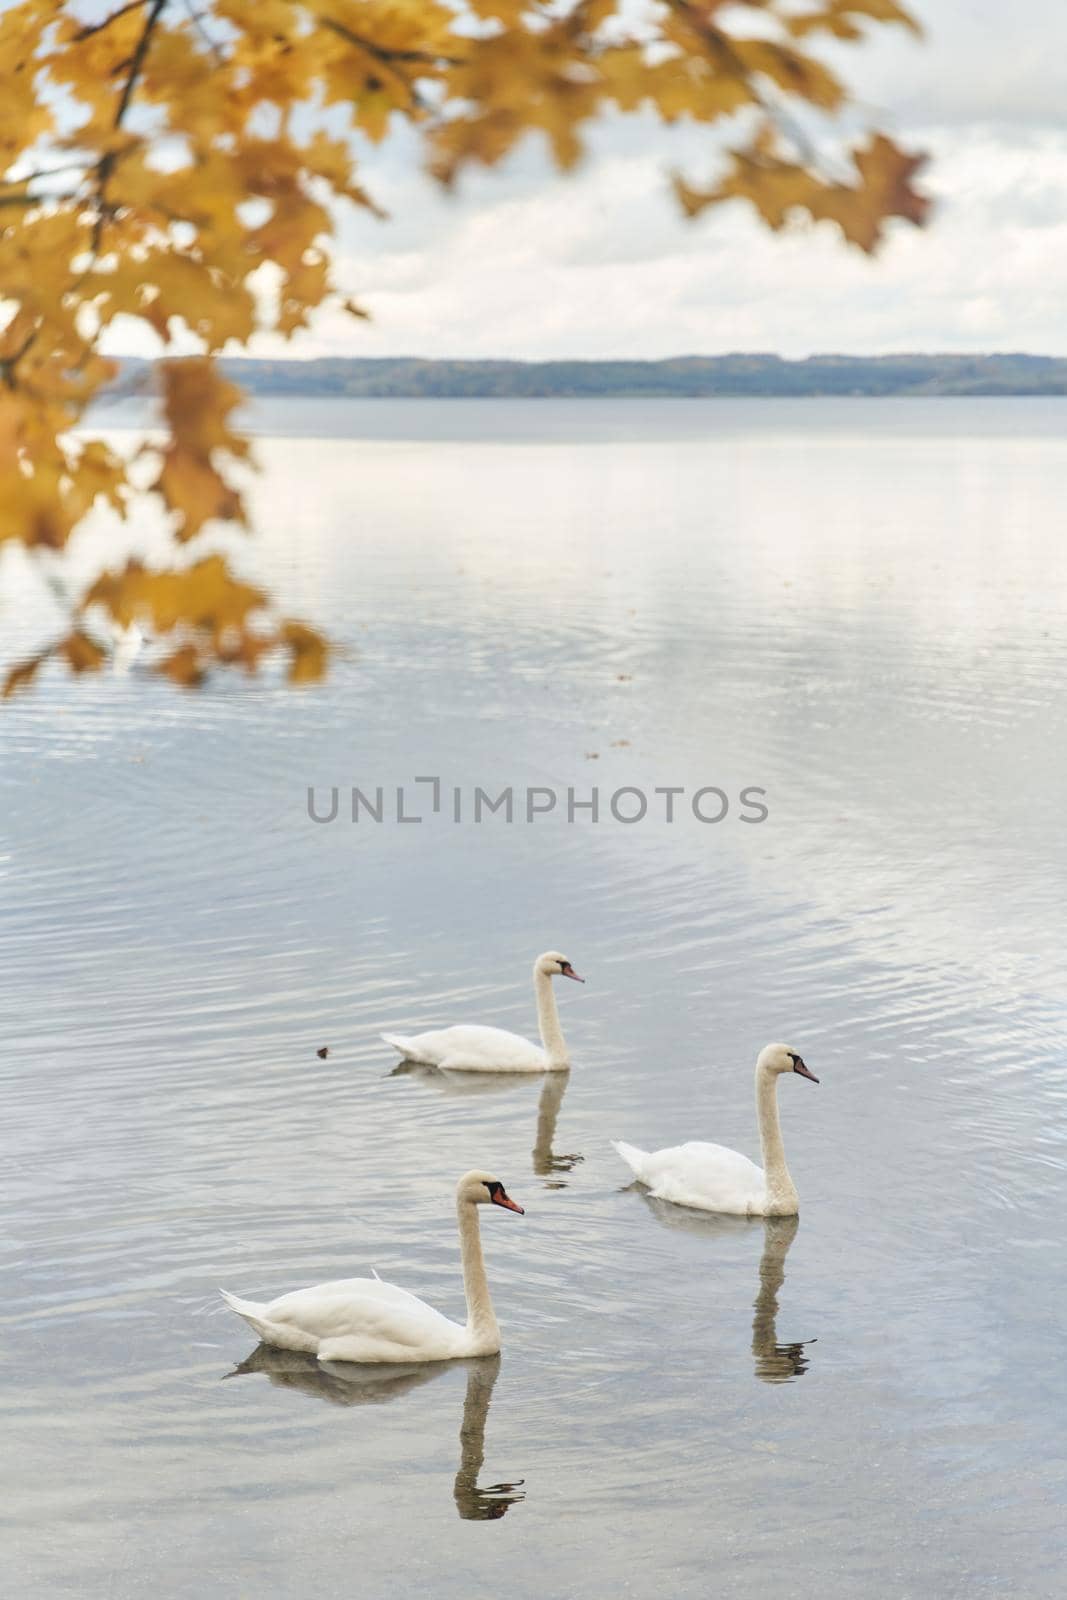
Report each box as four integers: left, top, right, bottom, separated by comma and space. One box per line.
535, 950, 585, 983
758, 1043, 819, 1084
456, 1170, 525, 1214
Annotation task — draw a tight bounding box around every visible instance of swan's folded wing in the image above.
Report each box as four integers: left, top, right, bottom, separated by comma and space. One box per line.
432, 1025, 545, 1069
643, 1141, 766, 1214
263, 1278, 461, 1349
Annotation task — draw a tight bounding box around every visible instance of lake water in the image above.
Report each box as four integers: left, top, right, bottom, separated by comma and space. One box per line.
2, 398, 1066, 1598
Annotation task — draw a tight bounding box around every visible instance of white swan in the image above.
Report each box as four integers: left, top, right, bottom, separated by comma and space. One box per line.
381, 951, 584, 1072
613, 1043, 818, 1216
220, 1170, 524, 1363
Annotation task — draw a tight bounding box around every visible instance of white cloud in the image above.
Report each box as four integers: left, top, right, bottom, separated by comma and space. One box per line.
244, 123, 1067, 360
825, 0, 1067, 129
106, 1, 1067, 359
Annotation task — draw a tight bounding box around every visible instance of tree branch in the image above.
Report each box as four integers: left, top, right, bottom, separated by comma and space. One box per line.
113, 0, 169, 129
72, 0, 150, 44
665, 0, 820, 168
88, 0, 169, 252
0, 190, 76, 208
180, 0, 225, 65
317, 15, 461, 70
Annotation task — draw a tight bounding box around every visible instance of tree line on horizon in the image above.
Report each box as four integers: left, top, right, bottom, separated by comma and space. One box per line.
110, 353, 1067, 401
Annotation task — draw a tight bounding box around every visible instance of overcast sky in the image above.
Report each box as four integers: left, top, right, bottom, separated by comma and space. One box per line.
129, 2, 1067, 360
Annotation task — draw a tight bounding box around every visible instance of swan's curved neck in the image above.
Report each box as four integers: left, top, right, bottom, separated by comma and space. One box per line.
457, 1199, 500, 1352
756, 1066, 798, 1214
533, 965, 568, 1066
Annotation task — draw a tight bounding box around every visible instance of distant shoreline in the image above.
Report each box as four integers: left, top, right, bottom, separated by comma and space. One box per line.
110, 353, 1067, 400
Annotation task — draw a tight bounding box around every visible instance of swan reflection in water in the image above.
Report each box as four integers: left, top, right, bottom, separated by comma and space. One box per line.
389, 1062, 583, 1183
639, 1198, 814, 1382
748, 1216, 813, 1382
226, 1348, 524, 1519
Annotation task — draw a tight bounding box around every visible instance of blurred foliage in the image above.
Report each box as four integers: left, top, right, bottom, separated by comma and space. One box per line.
1, 0, 927, 696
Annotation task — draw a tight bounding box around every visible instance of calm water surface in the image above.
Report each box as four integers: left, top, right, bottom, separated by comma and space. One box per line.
2, 398, 1066, 1598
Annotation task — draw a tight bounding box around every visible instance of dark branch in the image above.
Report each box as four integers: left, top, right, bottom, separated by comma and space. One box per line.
86, 0, 168, 253
664, 0, 818, 168
0, 190, 77, 208
180, 0, 225, 65
72, 0, 150, 44
318, 15, 461, 70
0, 161, 94, 190
113, 0, 169, 129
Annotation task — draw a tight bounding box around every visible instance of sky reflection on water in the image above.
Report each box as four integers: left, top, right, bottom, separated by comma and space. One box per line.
2, 399, 1065, 1599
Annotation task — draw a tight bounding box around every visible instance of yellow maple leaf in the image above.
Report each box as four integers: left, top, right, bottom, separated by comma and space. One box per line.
282, 620, 330, 685
59, 629, 107, 675
2, 653, 46, 699
788, 2, 921, 42
147, 360, 251, 540
676, 127, 928, 252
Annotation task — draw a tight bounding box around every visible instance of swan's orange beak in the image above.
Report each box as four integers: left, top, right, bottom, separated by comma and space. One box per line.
792, 1057, 819, 1083
560, 962, 585, 983
492, 1190, 525, 1214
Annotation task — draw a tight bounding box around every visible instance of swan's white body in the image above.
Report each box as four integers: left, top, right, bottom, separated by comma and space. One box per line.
613, 1139, 770, 1215
382, 952, 582, 1073
382, 1023, 550, 1073
220, 1171, 523, 1363
220, 1277, 476, 1364
613, 1043, 817, 1217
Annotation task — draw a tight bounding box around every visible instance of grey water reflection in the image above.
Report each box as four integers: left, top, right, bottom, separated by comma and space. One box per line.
639, 1198, 813, 1382
227, 1347, 524, 1520
388, 1061, 526, 1096
530, 1071, 583, 1180
452, 1357, 526, 1521
3, 397, 1066, 1599
389, 1063, 583, 1183
226, 1343, 446, 1405
750, 1217, 813, 1384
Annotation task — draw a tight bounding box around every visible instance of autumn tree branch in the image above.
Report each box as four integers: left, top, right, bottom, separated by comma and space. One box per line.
317, 16, 462, 70
113, 0, 169, 128
72, 0, 151, 45
88, 0, 169, 254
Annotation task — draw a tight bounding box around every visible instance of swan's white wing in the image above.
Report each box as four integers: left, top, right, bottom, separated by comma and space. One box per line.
640, 1141, 767, 1216
400, 1024, 546, 1072
263, 1276, 465, 1358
